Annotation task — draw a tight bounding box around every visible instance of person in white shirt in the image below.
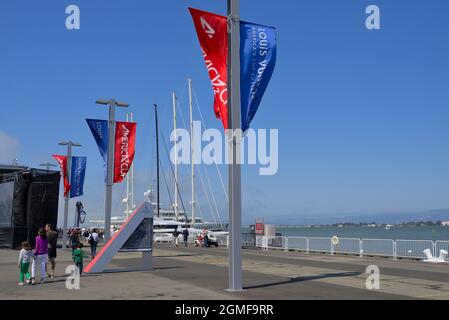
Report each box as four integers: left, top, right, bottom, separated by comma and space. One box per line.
88, 228, 100, 258
18, 241, 33, 286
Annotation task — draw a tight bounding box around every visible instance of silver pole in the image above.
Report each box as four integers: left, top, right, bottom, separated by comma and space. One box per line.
130, 112, 135, 215
172, 92, 179, 221
105, 101, 116, 242
58, 141, 81, 249
125, 113, 130, 219
227, 0, 243, 291
188, 78, 195, 226
63, 144, 72, 250
96, 98, 129, 241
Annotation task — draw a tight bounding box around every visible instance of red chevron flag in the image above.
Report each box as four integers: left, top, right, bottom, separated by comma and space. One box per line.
52, 155, 70, 197
189, 7, 228, 129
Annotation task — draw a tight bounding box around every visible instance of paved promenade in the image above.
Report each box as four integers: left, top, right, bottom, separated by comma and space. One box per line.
1, 244, 449, 300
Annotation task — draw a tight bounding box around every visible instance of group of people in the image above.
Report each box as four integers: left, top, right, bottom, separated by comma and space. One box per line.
17, 224, 101, 286
69, 228, 101, 259
196, 231, 211, 248
17, 224, 58, 286
172, 227, 190, 247
172, 227, 213, 248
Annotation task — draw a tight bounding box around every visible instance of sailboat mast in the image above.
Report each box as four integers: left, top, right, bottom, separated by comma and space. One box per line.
188, 78, 195, 226
154, 104, 160, 218
172, 92, 179, 221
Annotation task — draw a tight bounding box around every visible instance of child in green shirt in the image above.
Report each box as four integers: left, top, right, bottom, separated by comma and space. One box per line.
72, 243, 88, 275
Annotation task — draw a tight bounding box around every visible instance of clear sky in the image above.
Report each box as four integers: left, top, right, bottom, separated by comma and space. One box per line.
1, 0, 449, 225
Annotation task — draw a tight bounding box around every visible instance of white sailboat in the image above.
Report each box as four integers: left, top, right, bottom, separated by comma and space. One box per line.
152, 79, 228, 243
90, 79, 229, 245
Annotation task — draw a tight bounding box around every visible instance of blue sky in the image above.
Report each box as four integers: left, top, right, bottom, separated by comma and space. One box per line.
1, 0, 449, 225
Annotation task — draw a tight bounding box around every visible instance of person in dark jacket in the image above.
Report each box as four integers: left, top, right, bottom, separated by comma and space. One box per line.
69, 230, 80, 253
172, 229, 180, 247
182, 228, 189, 247
45, 224, 58, 279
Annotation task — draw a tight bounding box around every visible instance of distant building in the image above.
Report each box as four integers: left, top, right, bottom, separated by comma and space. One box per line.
441, 221, 449, 227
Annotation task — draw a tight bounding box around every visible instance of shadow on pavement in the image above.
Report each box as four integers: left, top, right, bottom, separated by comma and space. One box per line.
155, 253, 203, 258
244, 271, 361, 290
100, 266, 184, 274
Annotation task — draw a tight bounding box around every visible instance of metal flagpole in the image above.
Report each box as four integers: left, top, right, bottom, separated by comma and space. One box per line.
154, 104, 161, 218
227, 0, 243, 291
130, 112, 135, 215
58, 141, 81, 249
125, 113, 130, 219
172, 92, 179, 221
188, 78, 195, 226
96, 99, 129, 242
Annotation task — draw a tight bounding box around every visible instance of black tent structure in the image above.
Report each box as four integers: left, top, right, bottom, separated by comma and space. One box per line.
0, 165, 60, 248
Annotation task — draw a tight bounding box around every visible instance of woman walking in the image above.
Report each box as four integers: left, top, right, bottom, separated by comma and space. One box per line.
31, 228, 48, 285
88, 228, 100, 258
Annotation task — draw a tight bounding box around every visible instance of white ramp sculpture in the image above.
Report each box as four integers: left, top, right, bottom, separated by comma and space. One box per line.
85, 202, 154, 273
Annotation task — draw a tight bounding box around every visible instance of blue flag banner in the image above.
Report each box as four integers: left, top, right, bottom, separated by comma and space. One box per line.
86, 119, 108, 181
240, 22, 277, 132
70, 156, 87, 198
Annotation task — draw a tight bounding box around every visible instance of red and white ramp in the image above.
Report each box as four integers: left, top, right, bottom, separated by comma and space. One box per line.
84, 202, 154, 273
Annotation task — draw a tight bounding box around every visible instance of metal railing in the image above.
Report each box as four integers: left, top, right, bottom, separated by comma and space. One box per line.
153, 232, 445, 262
265, 236, 287, 250
255, 236, 444, 261
285, 237, 308, 252
333, 238, 360, 255
435, 241, 449, 261
241, 233, 256, 247
308, 237, 332, 253
361, 239, 395, 258
395, 240, 435, 259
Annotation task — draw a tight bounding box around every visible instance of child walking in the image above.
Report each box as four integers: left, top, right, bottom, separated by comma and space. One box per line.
72, 243, 88, 275
18, 241, 33, 286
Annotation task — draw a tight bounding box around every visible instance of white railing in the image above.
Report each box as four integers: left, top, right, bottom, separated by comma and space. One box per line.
255, 236, 448, 262
361, 239, 395, 258
333, 238, 360, 255
308, 237, 332, 253
265, 236, 287, 250
395, 240, 435, 259
285, 237, 308, 252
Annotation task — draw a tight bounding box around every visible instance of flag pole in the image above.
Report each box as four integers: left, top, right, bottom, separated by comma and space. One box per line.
58, 141, 81, 249
95, 99, 129, 242
227, 0, 243, 292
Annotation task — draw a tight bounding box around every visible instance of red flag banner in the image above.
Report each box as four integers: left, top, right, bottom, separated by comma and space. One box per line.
113, 121, 137, 183
189, 7, 228, 129
52, 154, 70, 197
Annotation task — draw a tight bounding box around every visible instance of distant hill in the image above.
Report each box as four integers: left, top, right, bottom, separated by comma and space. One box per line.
261, 209, 449, 226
